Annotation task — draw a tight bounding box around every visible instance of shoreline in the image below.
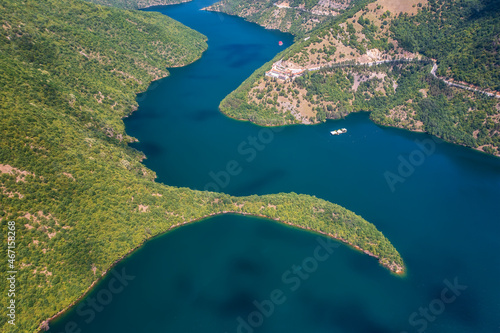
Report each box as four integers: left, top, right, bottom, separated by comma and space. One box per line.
201, 5, 293, 33
216, 39, 499, 158
40, 210, 405, 331
371, 115, 500, 159
40, 4, 404, 330
138, 0, 192, 10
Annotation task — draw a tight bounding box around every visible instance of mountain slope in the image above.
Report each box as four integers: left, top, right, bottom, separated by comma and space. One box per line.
216, 0, 500, 156
0, 0, 404, 331
391, 0, 500, 91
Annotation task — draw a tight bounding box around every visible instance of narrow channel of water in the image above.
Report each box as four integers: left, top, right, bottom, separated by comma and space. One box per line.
49, 1, 500, 332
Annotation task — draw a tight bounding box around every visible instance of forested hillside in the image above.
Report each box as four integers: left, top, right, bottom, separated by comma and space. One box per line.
391, 0, 500, 91
0, 0, 404, 331
217, 0, 500, 156
204, 0, 354, 36
84, 0, 190, 10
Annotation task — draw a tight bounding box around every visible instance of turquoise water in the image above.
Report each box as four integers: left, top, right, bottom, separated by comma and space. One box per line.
49, 1, 500, 332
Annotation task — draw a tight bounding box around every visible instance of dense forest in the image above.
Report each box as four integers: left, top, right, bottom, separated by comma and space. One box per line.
223, 61, 500, 155
217, 0, 500, 156
0, 0, 403, 331
84, 0, 190, 9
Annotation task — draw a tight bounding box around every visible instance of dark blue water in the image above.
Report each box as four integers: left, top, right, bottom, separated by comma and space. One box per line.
49, 1, 500, 332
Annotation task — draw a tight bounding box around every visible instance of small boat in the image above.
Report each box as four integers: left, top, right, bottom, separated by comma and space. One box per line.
278, 41, 283, 46
330, 128, 347, 135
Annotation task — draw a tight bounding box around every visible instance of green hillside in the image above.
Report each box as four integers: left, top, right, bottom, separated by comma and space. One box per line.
84, 0, 190, 10
0, 0, 404, 331
216, 0, 500, 156
204, 0, 354, 36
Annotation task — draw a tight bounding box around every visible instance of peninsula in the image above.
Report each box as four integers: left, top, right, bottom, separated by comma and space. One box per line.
208, 0, 500, 156
0, 0, 403, 332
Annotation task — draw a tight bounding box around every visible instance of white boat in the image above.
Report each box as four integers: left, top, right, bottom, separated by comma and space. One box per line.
330, 128, 347, 135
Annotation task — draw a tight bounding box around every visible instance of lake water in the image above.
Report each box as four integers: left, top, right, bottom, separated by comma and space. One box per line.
49, 0, 500, 332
